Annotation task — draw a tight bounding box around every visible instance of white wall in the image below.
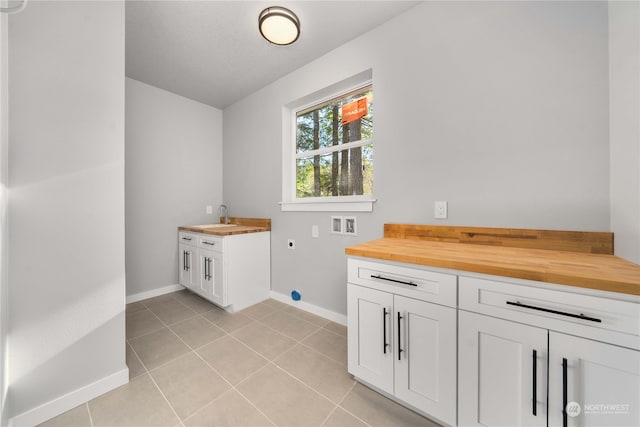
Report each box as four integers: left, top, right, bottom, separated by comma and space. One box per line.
223, 1, 611, 316
125, 78, 223, 299
609, 0, 640, 264
0, 10, 9, 427
8, 1, 127, 423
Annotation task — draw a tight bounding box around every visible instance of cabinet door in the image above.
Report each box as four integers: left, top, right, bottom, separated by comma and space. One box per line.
548, 332, 640, 427
198, 248, 225, 306
394, 296, 456, 426
459, 311, 547, 427
347, 284, 394, 394
178, 243, 197, 290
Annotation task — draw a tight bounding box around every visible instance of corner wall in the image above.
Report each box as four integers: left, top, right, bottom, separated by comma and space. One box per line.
609, 0, 640, 264
0, 10, 9, 427
8, 1, 127, 423
125, 78, 223, 299
223, 1, 611, 315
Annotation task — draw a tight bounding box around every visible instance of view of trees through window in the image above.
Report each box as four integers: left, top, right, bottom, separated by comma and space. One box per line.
295, 86, 373, 198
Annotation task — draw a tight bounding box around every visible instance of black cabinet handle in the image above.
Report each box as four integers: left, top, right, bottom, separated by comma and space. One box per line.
562, 357, 568, 427
371, 274, 417, 287
397, 311, 404, 361
506, 300, 601, 323
207, 258, 213, 280
204, 257, 209, 280
186, 252, 190, 271
532, 350, 537, 416
382, 308, 389, 354
181, 236, 192, 241
202, 241, 215, 246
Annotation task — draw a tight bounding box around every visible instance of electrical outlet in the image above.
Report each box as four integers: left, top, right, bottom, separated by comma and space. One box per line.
206, 205, 213, 214
344, 217, 357, 235
311, 225, 319, 238
287, 239, 296, 249
435, 201, 448, 219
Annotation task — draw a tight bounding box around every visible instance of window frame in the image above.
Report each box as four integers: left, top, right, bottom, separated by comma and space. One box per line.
280, 72, 376, 212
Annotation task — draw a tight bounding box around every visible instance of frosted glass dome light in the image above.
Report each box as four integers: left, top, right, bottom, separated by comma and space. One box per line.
259, 6, 300, 45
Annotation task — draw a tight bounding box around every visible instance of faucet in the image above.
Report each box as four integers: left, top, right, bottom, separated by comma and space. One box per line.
218, 204, 229, 224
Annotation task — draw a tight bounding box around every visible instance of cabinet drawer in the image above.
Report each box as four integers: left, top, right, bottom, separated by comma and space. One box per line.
459, 276, 640, 350
197, 234, 223, 252
348, 258, 456, 307
178, 232, 198, 246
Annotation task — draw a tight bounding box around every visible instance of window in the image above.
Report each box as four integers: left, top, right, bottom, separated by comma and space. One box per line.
296, 85, 373, 198
281, 72, 375, 212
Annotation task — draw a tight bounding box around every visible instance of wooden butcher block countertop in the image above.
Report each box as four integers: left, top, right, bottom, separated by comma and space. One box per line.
345, 224, 640, 296
179, 217, 270, 236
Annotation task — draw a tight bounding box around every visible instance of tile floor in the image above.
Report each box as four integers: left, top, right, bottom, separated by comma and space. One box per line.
39, 290, 440, 427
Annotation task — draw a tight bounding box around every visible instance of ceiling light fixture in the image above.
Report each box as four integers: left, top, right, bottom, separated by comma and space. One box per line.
258, 6, 300, 46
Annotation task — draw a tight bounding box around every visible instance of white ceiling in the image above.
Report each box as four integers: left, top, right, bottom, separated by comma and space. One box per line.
126, 1, 420, 109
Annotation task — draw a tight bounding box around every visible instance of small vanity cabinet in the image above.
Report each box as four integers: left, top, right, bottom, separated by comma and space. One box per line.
178, 227, 270, 312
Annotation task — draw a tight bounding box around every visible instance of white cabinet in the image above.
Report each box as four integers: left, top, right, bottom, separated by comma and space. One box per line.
178, 230, 270, 312
178, 233, 198, 291
548, 333, 640, 427
458, 310, 547, 427
458, 276, 640, 427
347, 258, 457, 426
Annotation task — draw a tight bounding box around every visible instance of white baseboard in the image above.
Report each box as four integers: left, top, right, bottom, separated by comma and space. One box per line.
269, 291, 347, 326
126, 284, 185, 304
9, 367, 129, 427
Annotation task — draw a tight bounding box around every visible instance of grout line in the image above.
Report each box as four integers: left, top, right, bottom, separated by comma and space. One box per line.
85, 402, 94, 427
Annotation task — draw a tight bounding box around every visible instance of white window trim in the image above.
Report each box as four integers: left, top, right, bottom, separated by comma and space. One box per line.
280, 70, 375, 212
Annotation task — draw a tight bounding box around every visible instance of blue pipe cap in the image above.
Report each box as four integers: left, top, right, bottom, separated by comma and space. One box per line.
291, 290, 301, 301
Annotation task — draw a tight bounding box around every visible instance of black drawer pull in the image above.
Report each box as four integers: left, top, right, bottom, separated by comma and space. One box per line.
506, 301, 601, 323
202, 241, 216, 246
181, 237, 192, 241
371, 274, 417, 287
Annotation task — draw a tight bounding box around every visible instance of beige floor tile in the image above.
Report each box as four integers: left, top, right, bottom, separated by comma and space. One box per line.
37, 403, 91, 427
126, 301, 147, 315
126, 308, 165, 340
146, 299, 198, 325
141, 293, 177, 307
232, 322, 296, 361
322, 407, 368, 427
261, 299, 292, 311
197, 335, 268, 385
275, 345, 355, 403
89, 374, 179, 427
170, 315, 226, 349
126, 342, 147, 379
173, 290, 220, 314
340, 383, 439, 427
324, 322, 347, 337
260, 310, 320, 341
302, 328, 348, 366
237, 364, 335, 427
288, 307, 331, 327
184, 390, 274, 427
202, 307, 254, 332
150, 352, 230, 420
129, 328, 191, 370
240, 300, 277, 320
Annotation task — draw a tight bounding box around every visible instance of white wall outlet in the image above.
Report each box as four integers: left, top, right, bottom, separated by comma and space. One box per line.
206, 205, 213, 214
287, 239, 296, 249
311, 225, 319, 238
435, 201, 448, 219
344, 217, 357, 235
331, 216, 343, 234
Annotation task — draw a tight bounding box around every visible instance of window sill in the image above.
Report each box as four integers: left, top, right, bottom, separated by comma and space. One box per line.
279, 198, 376, 212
